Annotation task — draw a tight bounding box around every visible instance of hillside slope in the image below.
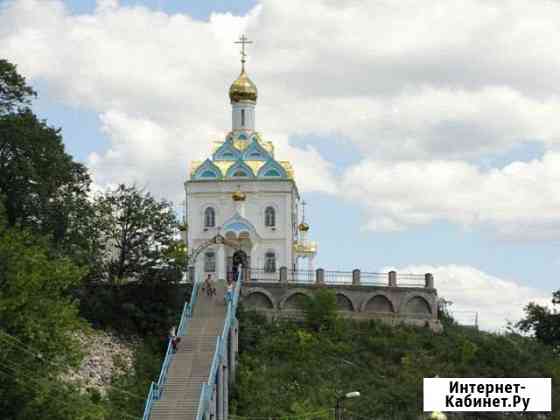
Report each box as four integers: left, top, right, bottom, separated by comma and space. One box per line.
231, 308, 559, 419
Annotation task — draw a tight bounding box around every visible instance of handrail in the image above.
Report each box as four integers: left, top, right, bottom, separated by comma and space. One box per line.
142, 279, 202, 420
196, 269, 243, 420
179, 281, 200, 335
177, 301, 188, 335
156, 338, 173, 397
142, 382, 156, 420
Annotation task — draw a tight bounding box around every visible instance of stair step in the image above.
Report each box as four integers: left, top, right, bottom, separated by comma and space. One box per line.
149, 285, 232, 420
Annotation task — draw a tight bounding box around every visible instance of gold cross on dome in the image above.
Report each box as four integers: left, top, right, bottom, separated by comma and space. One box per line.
235, 34, 252, 68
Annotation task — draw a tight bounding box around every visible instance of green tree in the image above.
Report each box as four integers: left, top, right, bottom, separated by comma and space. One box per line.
105, 338, 163, 419
0, 59, 36, 114
300, 288, 339, 332
0, 111, 92, 238
516, 289, 560, 350
0, 225, 104, 419
0, 228, 85, 368
93, 184, 180, 284
233, 310, 560, 419
0, 60, 95, 265
78, 184, 183, 335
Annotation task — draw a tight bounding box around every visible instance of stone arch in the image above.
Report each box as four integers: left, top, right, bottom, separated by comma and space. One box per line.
243, 288, 275, 309
360, 292, 396, 313
402, 294, 432, 315
335, 292, 354, 311
279, 289, 314, 310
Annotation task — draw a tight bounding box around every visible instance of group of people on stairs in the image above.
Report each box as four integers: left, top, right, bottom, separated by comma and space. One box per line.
169, 265, 241, 353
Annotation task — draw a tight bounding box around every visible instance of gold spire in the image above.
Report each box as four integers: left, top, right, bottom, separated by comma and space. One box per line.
229, 35, 257, 102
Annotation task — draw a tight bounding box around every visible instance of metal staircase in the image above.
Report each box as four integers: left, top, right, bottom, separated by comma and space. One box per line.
143, 274, 241, 420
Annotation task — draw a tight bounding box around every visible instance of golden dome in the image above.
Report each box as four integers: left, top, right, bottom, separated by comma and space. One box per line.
232, 190, 246, 202
229, 69, 257, 102
298, 222, 310, 232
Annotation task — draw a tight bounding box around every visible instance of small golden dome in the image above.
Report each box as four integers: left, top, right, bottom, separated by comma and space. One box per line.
298, 222, 310, 232
232, 190, 246, 202
229, 69, 257, 102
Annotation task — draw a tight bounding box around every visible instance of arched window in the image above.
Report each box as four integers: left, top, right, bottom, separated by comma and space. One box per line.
265, 206, 276, 227
241, 109, 245, 127
204, 207, 215, 228
264, 251, 276, 273
233, 170, 248, 177
204, 251, 216, 272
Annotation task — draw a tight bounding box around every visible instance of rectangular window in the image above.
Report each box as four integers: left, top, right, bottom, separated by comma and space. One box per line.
241, 109, 245, 127
264, 252, 276, 273
204, 252, 216, 272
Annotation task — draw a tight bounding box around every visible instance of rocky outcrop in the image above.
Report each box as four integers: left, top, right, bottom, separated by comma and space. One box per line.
63, 329, 140, 395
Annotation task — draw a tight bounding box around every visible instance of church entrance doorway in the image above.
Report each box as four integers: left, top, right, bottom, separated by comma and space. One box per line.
229, 249, 249, 281
232, 250, 248, 268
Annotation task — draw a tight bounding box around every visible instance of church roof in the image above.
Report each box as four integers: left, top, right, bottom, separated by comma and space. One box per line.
190, 131, 294, 181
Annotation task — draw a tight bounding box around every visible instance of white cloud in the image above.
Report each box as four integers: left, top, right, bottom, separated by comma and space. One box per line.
341, 152, 560, 239
0, 0, 337, 200
2, 0, 560, 231
388, 264, 552, 331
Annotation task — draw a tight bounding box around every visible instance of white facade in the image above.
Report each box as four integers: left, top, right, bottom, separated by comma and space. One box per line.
185, 179, 299, 281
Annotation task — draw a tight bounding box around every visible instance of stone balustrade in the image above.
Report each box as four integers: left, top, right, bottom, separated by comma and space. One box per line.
241, 267, 442, 332
248, 267, 434, 289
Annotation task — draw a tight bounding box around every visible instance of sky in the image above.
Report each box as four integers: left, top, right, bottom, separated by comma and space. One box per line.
1, 0, 558, 330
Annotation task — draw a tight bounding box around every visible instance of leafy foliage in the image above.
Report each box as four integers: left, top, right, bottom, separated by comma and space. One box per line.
0, 225, 104, 419
0, 109, 95, 265
92, 184, 180, 284
75, 184, 184, 335
516, 289, 560, 351
300, 288, 339, 331
233, 308, 560, 419
0, 59, 36, 114
0, 227, 85, 372
104, 337, 164, 419
77, 281, 183, 336
0, 60, 179, 419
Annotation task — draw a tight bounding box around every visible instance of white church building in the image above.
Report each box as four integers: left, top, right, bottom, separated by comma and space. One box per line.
185, 38, 316, 282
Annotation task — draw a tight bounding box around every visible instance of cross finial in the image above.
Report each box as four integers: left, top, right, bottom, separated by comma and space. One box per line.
234, 34, 252, 71
301, 200, 307, 223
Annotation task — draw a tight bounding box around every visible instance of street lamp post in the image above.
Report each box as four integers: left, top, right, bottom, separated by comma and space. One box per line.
335, 391, 360, 420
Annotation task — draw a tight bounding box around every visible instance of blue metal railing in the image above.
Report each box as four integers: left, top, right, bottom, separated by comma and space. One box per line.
142, 280, 201, 420
196, 269, 243, 420
142, 382, 157, 420
179, 281, 201, 335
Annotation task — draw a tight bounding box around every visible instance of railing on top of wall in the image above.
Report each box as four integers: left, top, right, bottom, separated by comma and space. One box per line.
196, 268, 243, 420
248, 268, 434, 289
142, 280, 202, 420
